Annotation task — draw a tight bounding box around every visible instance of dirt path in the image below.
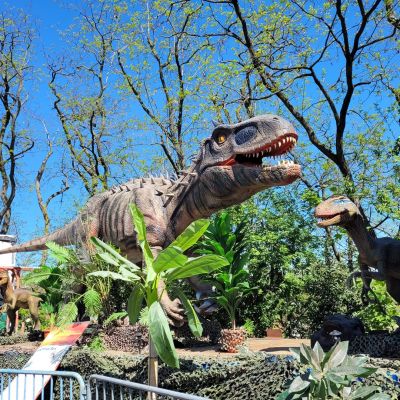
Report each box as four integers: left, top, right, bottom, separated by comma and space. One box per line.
0, 337, 310, 358
177, 338, 310, 358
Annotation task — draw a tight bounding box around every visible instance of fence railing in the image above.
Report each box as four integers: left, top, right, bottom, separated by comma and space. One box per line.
0, 369, 208, 400
0, 369, 87, 400
87, 374, 208, 400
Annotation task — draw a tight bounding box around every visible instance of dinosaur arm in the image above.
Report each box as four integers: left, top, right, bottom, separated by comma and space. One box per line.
187, 276, 218, 315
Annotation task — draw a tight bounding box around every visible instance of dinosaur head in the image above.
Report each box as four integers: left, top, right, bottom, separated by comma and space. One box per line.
0, 270, 9, 287
194, 114, 301, 207
315, 195, 360, 227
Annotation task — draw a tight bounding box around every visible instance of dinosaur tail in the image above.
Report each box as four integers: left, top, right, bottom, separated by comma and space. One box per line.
0, 218, 81, 255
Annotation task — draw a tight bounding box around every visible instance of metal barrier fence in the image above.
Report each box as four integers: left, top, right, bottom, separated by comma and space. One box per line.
0, 369, 208, 400
0, 369, 87, 400
87, 375, 208, 400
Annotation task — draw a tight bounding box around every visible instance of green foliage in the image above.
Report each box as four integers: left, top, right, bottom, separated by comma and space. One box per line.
89, 204, 228, 368
279, 342, 390, 400
196, 211, 256, 329
259, 261, 362, 337
57, 302, 78, 327
354, 281, 400, 331
103, 311, 128, 327
88, 336, 105, 352
243, 319, 256, 337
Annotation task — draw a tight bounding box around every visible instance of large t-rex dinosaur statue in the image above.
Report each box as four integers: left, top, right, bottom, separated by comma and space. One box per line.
0, 270, 41, 334
315, 195, 400, 303
0, 114, 301, 324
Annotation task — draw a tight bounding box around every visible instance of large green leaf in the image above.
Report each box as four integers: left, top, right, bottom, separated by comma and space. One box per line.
169, 219, 210, 252
347, 385, 387, 399
91, 237, 141, 272
153, 246, 188, 273
326, 341, 349, 369
23, 267, 53, 285
127, 286, 144, 324
165, 255, 228, 281
119, 265, 141, 282
129, 204, 155, 281
148, 301, 179, 368
88, 270, 134, 282
97, 252, 120, 267
174, 288, 203, 338
288, 376, 310, 394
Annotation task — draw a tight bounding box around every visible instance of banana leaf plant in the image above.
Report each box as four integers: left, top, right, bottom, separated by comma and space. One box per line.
89, 204, 228, 368
196, 212, 256, 329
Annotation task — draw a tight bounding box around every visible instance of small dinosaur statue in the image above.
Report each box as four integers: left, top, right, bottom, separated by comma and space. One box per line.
0, 114, 301, 324
0, 270, 41, 334
315, 195, 400, 303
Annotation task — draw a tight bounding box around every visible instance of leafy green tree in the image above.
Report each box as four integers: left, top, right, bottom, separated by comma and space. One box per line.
115, 0, 214, 173
227, 189, 323, 335
48, 0, 133, 194
0, 11, 35, 233
200, 0, 399, 244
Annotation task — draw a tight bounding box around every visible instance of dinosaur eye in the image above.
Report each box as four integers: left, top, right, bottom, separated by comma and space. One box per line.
215, 133, 227, 145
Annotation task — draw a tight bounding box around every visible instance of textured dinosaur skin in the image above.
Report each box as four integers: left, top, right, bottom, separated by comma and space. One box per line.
315, 195, 400, 303
0, 114, 301, 323
0, 270, 41, 334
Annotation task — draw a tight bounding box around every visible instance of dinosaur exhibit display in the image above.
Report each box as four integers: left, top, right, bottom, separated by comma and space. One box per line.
311, 314, 365, 351
0, 114, 301, 325
0, 270, 41, 334
315, 195, 400, 303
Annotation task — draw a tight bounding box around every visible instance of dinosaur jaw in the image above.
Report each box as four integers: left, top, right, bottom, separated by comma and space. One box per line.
317, 213, 344, 227
217, 132, 301, 186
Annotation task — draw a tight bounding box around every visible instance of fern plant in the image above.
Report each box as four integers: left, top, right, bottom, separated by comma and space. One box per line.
24, 241, 116, 327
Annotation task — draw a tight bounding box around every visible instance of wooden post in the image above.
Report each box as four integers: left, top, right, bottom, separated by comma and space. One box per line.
147, 336, 158, 400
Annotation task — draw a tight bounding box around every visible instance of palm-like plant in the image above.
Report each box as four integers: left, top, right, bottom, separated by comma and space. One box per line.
89, 204, 228, 374
196, 212, 256, 329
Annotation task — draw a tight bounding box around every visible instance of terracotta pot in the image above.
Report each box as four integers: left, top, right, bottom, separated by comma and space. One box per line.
266, 327, 283, 338
220, 328, 246, 353
43, 329, 51, 339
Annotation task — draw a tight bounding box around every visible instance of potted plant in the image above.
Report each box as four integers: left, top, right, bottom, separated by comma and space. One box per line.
89, 204, 228, 389
196, 212, 256, 352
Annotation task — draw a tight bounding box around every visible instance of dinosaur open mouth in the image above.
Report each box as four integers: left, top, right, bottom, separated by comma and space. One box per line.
316, 213, 343, 227
219, 133, 298, 168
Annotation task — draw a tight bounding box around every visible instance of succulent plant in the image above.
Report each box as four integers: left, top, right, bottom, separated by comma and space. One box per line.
278, 341, 390, 400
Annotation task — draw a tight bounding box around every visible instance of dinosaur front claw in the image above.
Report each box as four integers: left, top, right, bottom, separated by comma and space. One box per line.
161, 297, 185, 327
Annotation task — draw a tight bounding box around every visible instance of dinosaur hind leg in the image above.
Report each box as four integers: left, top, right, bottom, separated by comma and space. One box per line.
28, 299, 41, 330
7, 308, 17, 335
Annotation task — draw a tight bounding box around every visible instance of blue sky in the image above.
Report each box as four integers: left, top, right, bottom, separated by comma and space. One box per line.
0, 0, 398, 265
1, 1, 96, 263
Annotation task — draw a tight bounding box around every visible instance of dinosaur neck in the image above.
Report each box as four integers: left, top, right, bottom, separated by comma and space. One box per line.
168, 176, 247, 236
2, 279, 14, 302
344, 215, 375, 260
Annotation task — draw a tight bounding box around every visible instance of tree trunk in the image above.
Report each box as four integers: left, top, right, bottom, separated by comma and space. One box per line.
147, 336, 158, 400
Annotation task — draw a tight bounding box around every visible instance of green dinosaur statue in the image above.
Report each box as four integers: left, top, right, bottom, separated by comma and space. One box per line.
0, 270, 41, 334
315, 195, 400, 303
0, 114, 301, 324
